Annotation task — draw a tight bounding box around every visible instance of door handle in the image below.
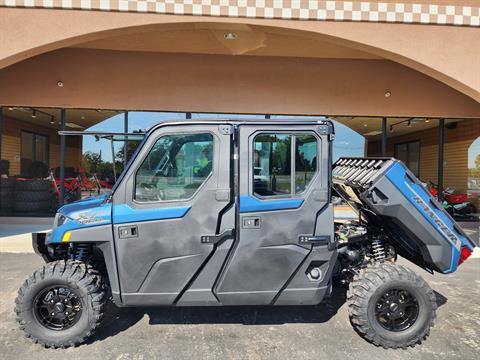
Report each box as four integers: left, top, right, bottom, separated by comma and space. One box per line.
118, 225, 138, 239
242, 216, 261, 229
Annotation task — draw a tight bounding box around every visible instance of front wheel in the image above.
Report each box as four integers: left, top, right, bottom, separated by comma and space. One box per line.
347, 263, 437, 349
15, 260, 107, 348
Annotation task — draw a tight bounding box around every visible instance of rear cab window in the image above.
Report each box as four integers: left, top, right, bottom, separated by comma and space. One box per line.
253, 133, 318, 199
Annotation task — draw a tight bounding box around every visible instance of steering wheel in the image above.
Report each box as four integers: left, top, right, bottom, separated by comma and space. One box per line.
139, 182, 163, 201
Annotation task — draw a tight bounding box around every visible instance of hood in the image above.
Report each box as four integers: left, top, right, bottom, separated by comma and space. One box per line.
57, 193, 112, 227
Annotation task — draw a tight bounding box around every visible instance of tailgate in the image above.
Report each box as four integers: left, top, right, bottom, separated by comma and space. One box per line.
332, 157, 475, 274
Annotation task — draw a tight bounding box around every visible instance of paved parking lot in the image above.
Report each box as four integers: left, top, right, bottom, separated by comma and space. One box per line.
0, 252, 479, 360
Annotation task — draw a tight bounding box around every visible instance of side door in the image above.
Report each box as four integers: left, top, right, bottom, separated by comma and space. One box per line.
112, 123, 233, 306
215, 124, 335, 305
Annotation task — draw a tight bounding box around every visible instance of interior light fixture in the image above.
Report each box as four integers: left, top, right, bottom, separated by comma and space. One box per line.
31, 109, 37, 118
224, 32, 237, 40
425, 119, 430, 123
8, 107, 14, 111
384, 90, 391, 98
57, 81, 64, 87
50, 116, 55, 125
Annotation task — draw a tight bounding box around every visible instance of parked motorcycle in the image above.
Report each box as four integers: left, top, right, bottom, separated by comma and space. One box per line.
427, 182, 477, 220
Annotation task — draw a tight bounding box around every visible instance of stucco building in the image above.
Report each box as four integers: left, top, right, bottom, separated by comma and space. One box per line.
0, 0, 479, 214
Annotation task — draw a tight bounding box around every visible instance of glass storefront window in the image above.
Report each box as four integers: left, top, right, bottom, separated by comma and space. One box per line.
394, 141, 420, 177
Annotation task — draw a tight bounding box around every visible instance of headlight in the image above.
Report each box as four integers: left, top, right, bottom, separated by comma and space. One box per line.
55, 214, 67, 227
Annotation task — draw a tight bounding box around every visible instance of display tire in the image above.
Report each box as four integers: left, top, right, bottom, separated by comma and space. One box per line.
14, 191, 52, 202
13, 200, 51, 212
0, 178, 15, 190
0, 192, 13, 208
15, 180, 51, 192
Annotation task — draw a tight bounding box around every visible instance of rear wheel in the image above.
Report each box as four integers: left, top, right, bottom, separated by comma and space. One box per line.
15, 260, 107, 348
347, 263, 436, 349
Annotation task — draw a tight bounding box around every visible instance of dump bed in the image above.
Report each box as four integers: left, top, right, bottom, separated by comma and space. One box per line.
332, 157, 475, 274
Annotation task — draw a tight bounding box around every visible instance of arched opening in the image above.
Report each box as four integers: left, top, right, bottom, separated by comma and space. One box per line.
468, 137, 480, 209
0, 18, 479, 218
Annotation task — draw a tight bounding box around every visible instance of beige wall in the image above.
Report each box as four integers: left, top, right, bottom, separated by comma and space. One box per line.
1, 48, 479, 118
0, 8, 479, 103
2, 116, 82, 176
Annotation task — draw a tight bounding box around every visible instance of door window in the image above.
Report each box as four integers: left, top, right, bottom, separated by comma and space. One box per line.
295, 135, 318, 194
20, 131, 49, 175
253, 133, 318, 198
135, 133, 214, 202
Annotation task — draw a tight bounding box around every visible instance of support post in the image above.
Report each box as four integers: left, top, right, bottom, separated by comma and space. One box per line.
111, 137, 117, 182
59, 109, 66, 206
123, 112, 129, 168
0, 107, 3, 161
437, 119, 445, 202
381, 117, 387, 157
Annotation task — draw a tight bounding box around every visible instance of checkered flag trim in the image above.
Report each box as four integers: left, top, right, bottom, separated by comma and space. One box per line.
1, 1, 479, 27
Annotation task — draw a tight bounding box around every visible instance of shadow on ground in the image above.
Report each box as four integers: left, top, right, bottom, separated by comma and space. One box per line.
89, 286, 348, 345
88, 285, 448, 346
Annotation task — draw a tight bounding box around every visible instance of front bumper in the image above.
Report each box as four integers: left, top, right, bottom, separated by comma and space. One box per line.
32, 232, 51, 262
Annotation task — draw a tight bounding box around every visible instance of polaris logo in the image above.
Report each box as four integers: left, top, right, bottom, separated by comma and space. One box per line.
412, 195, 461, 249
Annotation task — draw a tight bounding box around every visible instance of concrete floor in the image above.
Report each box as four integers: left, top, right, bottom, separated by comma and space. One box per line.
0, 253, 479, 360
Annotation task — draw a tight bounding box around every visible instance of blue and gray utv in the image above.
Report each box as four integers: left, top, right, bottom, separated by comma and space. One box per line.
15, 119, 475, 349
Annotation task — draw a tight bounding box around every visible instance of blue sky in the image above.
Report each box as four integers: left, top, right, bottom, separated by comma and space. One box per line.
469, 137, 480, 168
83, 112, 365, 162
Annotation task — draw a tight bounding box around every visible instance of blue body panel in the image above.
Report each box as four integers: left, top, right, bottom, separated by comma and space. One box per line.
385, 162, 472, 273
112, 204, 191, 224
48, 194, 191, 244
239, 195, 304, 213
49, 194, 112, 244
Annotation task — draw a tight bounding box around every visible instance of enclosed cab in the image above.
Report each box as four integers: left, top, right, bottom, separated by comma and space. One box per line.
15, 119, 475, 349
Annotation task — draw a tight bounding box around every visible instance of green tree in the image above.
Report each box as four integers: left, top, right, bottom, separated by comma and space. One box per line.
82, 151, 102, 173
116, 140, 141, 165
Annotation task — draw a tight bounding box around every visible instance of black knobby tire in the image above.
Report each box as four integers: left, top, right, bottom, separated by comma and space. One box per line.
15, 260, 107, 348
15, 180, 51, 192
14, 200, 51, 212
0, 178, 15, 190
14, 190, 52, 202
461, 203, 477, 215
347, 262, 437, 349
0, 196, 13, 209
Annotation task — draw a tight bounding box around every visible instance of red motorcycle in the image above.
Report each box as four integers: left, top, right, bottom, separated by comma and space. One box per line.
427, 182, 477, 219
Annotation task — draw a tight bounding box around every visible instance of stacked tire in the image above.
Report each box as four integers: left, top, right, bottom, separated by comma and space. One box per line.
0, 178, 15, 211
14, 180, 53, 213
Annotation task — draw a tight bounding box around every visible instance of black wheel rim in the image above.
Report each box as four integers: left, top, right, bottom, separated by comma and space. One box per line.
33, 286, 82, 331
375, 288, 419, 332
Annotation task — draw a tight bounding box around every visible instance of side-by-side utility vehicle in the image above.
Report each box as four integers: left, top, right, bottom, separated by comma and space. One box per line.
15, 119, 475, 349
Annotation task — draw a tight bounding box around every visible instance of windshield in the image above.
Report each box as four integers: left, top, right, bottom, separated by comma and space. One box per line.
134, 133, 214, 202
110, 133, 149, 194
